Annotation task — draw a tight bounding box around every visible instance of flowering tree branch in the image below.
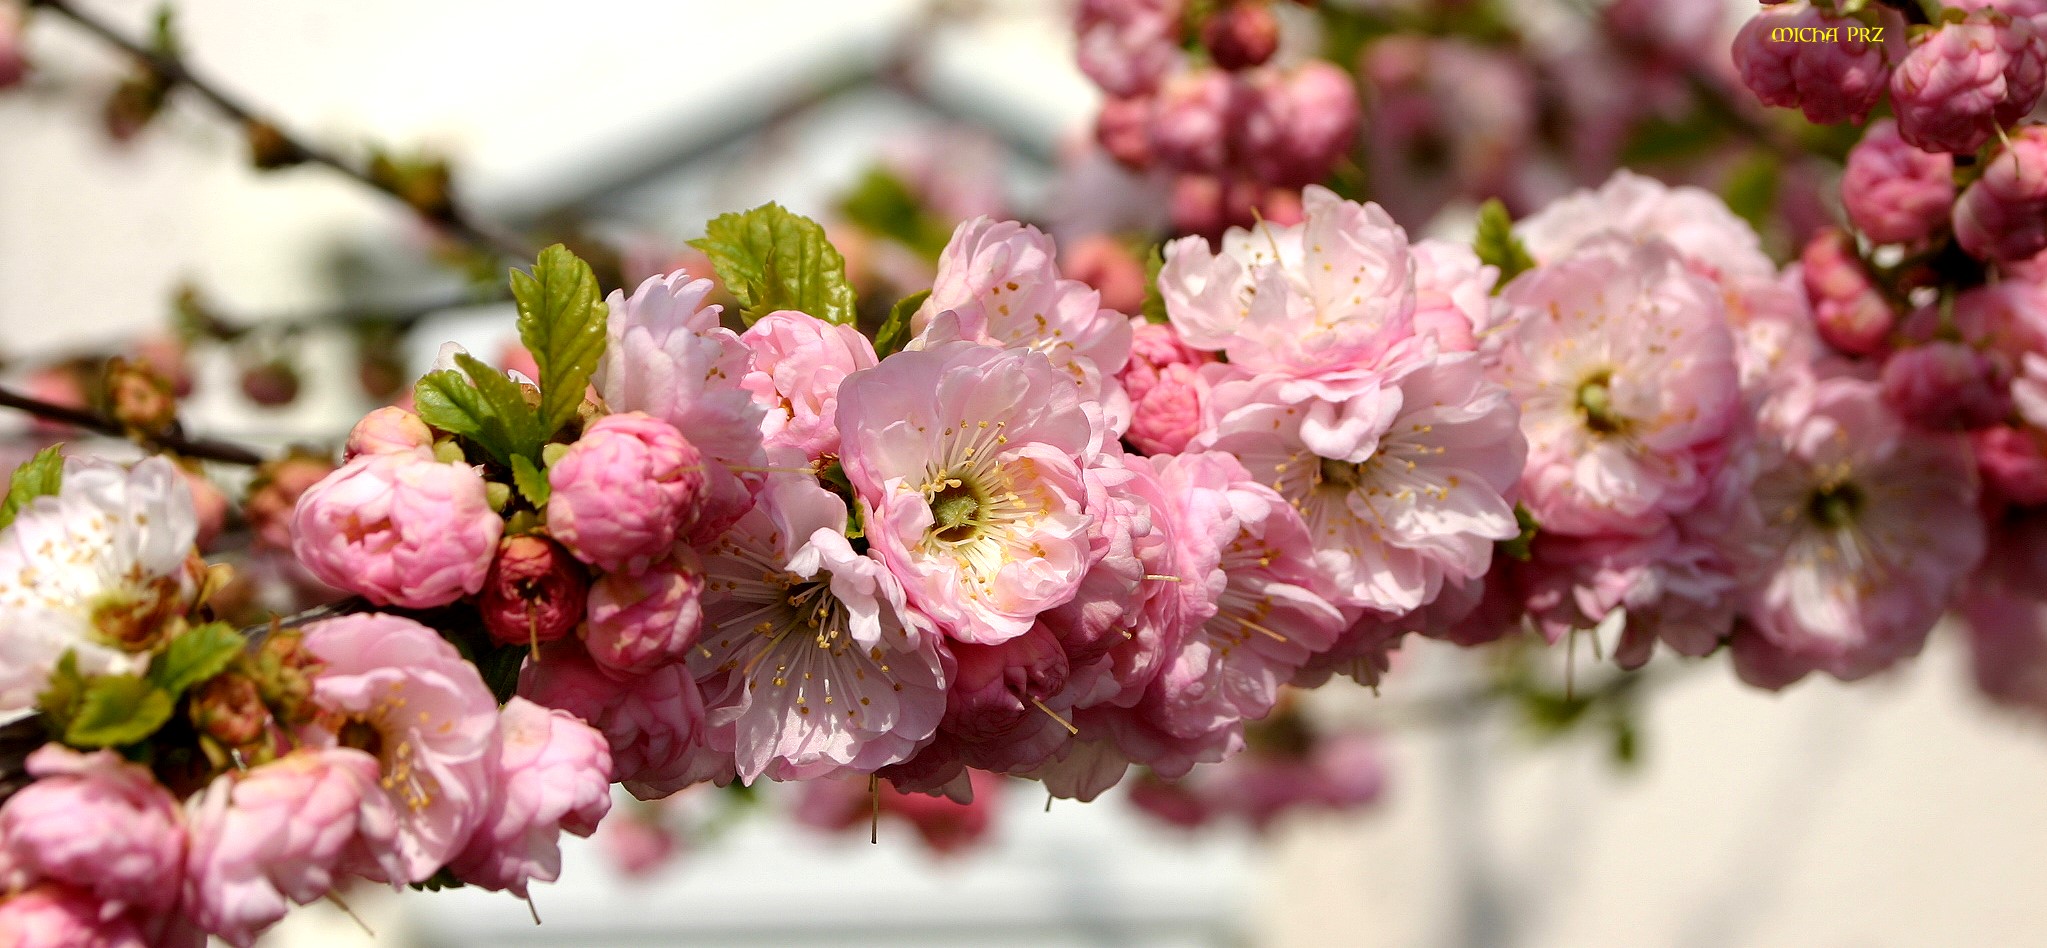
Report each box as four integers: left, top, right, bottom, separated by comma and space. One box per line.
0, 384, 267, 465
28, 0, 535, 263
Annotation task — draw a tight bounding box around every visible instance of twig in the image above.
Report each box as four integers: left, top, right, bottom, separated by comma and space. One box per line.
29, 0, 534, 263
0, 384, 268, 465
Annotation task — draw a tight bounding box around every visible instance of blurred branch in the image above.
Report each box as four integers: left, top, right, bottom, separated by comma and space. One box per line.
29, 0, 535, 263
0, 384, 267, 465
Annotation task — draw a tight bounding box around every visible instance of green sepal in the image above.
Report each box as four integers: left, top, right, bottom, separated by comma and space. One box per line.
1473, 199, 1536, 290
874, 290, 930, 358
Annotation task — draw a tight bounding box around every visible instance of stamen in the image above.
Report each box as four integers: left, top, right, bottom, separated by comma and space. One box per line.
1031, 696, 1079, 735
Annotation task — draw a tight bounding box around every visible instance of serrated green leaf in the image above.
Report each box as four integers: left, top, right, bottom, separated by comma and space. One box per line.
148, 622, 245, 698
454, 353, 545, 461
510, 454, 550, 508
1141, 244, 1169, 324
36, 651, 86, 734
512, 245, 609, 439
1723, 152, 1780, 235
1473, 199, 1536, 291
0, 445, 64, 533
65, 675, 175, 748
690, 203, 858, 326
413, 359, 541, 468
874, 289, 929, 358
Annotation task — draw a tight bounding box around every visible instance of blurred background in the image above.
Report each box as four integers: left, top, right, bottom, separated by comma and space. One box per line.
4, 0, 2047, 945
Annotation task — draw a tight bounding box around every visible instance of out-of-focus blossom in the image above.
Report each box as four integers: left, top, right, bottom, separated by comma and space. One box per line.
1879, 341, 2013, 431
1842, 120, 1956, 246
1733, 3, 1890, 125
1801, 228, 1895, 356
1955, 124, 2047, 263
1891, 11, 2046, 154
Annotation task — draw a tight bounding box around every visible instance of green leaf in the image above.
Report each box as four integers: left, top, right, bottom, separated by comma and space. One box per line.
36, 651, 86, 734
512, 244, 609, 440
838, 167, 954, 261
1141, 244, 1169, 325
1723, 152, 1780, 235
874, 289, 929, 358
147, 622, 246, 698
1473, 200, 1536, 289
510, 454, 551, 509
1619, 110, 1725, 166
1501, 502, 1539, 562
475, 644, 526, 705
455, 353, 545, 461
65, 675, 175, 748
0, 445, 63, 533
691, 203, 859, 326
412, 357, 543, 468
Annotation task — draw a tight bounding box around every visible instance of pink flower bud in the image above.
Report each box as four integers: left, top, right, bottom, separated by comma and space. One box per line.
518, 642, 706, 790
238, 360, 300, 407
1150, 70, 1235, 173
1239, 62, 1361, 188
1891, 11, 2047, 154
1120, 317, 1214, 403
1127, 361, 1210, 455
1064, 236, 1149, 316
1733, 4, 1889, 125
291, 451, 503, 608
1880, 340, 2014, 430
548, 412, 705, 574
583, 548, 704, 677
480, 535, 590, 648
1203, 2, 1280, 71
1800, 227, 1895, 355
245, 453, 337, 552
343, 406, 434, 460
1975, 424, 2047, 503
1096, 95, 1156, 170
1076, 0, 1183, 98
0, 747, 185, 917
1842, 119, 1957, 245
1956, 124, 2047, 262
0, 885, 147, 948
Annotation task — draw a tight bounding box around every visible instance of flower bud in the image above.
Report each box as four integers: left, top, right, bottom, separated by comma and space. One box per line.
547, 412, 706, 574
1127, 361, 1209, 455
291, 450, 503, 608
245, 452, 337, 552
1955, 124, 2047, 263
1203, 2, 1280, 71
1150, 70, 1235, 173
100, 356, 177, 436
1096, 95, 1156, 170
1975, 424, 2047, 503
1733, 3, 1889, 125
239, 359, 301, 407
189, 672, 271, 749
1801, 228, 1895, 355
1880, 340, 2014, 430
1842, 120, 1956, 245
480, 535, 590, 648
583, 549, 704, 677
1891, 10, 2047, 153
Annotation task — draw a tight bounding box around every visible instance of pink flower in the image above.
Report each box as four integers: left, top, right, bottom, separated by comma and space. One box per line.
595, 270, 767, 542
1203, 2, 1279, 71
0, 885, 147, 948
290, 451, 501, 609
547, 412, 704, 574
1238, 62, 1362, 189
1954, 124, 2047, 263
343, 406, 434, 460
939, 626, 1076, 776
1801, 228, 1895, 356
1891, 11, 2046, 154
1521, 528, 1737, 669
1733, 373, 1984, 684
1149, 70, 1234, 174
1063, 236, 1149, 317
1842, 120, 1957, 245
693, 473, 946, 782
1076, 0, 1182, 98
479, 535, 589, 649
1975, 425, 2047, 503
585, 548, 704, 677
519, 642, 706, 798
1732, 3, 1890, 125
0, 746, 183, 917
1096, 95, 1156, 169
912, 218, 1134, 429
1197, 354, 1524, 614
1879, 341, 2014, 430
1495, 237, 1742, 536
1410, 238, 1501, 355
448, 698, 612, 897
839, 343, 1099, 645
300, 613, 500, 883
181, 748, 396, 947
1127, 361, 1211, 456
738, 310, 878, 460
1160, 186, 1418, 385
1516, 171, 1776, 286
1120, 318, 1214, 403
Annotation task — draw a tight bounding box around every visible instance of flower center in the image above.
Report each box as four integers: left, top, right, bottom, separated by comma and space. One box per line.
1575, 371, 1625, 435
1807, 481, 1864, 529
928, 474, 989, 544
1317, 457, 1367, 491
338, 718, 384, 758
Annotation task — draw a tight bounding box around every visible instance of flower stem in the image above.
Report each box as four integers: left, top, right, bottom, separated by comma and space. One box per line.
0, 384, 267, 465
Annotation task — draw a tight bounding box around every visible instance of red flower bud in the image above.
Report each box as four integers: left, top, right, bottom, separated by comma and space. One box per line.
480, 535, 589, 648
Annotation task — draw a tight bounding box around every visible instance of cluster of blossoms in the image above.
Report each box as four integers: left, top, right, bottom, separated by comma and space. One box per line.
1079, 0, 1360, 237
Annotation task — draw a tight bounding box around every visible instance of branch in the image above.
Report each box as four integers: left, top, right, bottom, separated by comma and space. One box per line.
0, 385, 268, 466
30, 0, 535, 263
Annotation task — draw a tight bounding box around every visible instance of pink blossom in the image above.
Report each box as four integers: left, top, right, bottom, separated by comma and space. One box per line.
595, 270, 767, 542
180, 467, 226, 552
1955, 124, 2047, 263
1120, 318, 1214, 403
449, 698, 612, 897
1801, 228, 1895, 356
738, 310, 877, 460
1521, 529, 1737, 669
1076, 0, 1182, 98
300, 613, 500, 882
1127, 361, 1211, 456
1197, 354, 1524, 614
343, 406, 434, 460
839, 343, 1099, 644
1202, 2, 1279, 71
1734, 373, 1984, 684
1496, 237, 1742, 536
940, 626, 1077, 775
290, 451, 501, 609
0, 885, 147, 948
1149, 70, 1234, 173
1238, 62, 1362, 189
1096, 95, 1156, 170
0, 746, 184, 917
1160, 186, 1418, 385
1891, 11, 2046, 154
597, 807, 678, 878
1410, 238, 1501, 355
548, 412, 704, 574
1063, 236, 1150, 317
479, 535, 589, 649
1880, 341, 2014, 430
519, 642, 707, 798
585, 548, 704, 677
1732, 3, 1890, 125
1976, 425, 2047, 503
1515, 171, 1775, 285
1842, 120, 1957, 245
181, 748, 396, 947
693, 472, 946, 782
